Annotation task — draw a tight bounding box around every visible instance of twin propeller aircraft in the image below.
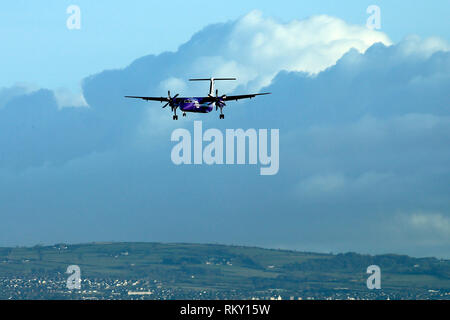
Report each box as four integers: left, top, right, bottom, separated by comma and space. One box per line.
125, 78, 270, 120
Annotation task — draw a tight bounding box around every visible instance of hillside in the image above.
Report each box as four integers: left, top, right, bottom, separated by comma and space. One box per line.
0, 242, 449, 299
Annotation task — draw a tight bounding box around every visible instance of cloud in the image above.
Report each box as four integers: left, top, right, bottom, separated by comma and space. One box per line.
0, 83, 39, 109
53, 88, 88, 108
407, 213, 450, 236
181, 10, 392, 91
372, 212, 450, 257
158, 77, 188, 96
0, 84, 88, 110
0, 12, 393, 169
0, 13, 449, 257
397, 35, 450, 58
296, 171, 392, 198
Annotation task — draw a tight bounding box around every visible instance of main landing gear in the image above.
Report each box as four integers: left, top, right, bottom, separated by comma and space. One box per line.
172, 107, 178, 120
219, 106, 225, 119
183, 112, 186, 117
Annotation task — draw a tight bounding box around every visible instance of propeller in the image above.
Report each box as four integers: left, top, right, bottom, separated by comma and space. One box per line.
162, 90, 179, 110
208, 89, 227, 110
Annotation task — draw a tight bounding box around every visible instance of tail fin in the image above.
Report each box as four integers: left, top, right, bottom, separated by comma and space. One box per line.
189, 78, 236, 96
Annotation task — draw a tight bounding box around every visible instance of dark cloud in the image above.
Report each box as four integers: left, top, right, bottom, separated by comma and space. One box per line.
0, 88, 123, 169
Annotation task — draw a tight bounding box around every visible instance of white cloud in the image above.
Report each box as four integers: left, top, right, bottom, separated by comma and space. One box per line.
54, 88, 88, 108
397, 35, 450, 58
158, 77, 187, 96
407, 213, 450, 236
384, 212, 450, 253
185, 11, 392, 91
0, 84, 88, 109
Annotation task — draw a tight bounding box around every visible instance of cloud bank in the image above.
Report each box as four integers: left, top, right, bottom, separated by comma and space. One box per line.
0, 12, 449, 257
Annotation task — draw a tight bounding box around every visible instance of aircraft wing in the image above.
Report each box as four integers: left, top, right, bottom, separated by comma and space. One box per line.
223, 93, 271, 101
125, 96, 169, 102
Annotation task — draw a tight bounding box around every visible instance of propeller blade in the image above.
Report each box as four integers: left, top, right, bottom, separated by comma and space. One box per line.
162, 102, 169, 108
168, 91, 171, 99
172, 94, 179, 100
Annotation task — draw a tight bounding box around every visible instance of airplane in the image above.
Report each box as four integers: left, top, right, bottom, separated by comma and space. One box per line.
125, 78, 270, 120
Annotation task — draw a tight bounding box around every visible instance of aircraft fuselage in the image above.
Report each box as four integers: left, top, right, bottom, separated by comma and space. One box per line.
177, 97, 214, 113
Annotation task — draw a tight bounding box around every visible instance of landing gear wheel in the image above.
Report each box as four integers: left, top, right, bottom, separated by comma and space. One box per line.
173, 115, 178, 120
183, 113, 186, 117
219, 114, 225, 119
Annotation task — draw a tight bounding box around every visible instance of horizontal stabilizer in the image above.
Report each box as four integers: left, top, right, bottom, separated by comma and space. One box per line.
189, 78, 236, 81
189, 78, 237, 95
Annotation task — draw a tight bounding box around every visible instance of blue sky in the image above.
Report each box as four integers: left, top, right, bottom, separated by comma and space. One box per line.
0, 2, 450, 258
1, 1, 450, 90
